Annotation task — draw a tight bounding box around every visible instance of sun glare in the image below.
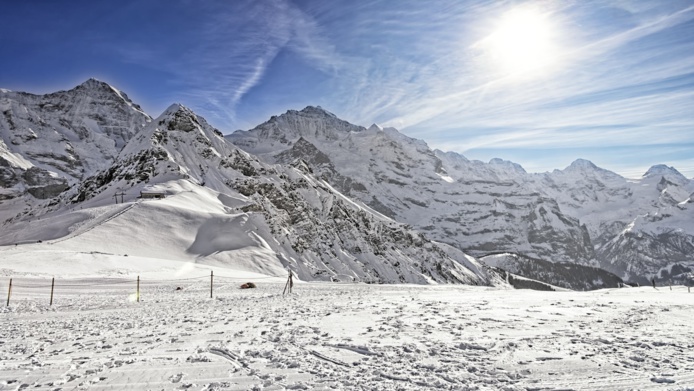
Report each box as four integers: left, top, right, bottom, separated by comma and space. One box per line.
477, 6, 558, 79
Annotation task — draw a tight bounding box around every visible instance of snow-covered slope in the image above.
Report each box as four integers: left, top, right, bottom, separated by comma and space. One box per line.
1, 95, 496, 286
228, 106, 694, 286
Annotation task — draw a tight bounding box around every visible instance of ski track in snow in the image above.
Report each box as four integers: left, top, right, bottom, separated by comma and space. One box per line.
1, 282, 693, 390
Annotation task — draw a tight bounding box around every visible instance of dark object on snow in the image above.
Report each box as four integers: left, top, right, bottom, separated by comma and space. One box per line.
175, 286, 183, 291
240, 282, 256, 289
139, 190, 166, 199
283, 271, 294, 295
652, 278, 656, 288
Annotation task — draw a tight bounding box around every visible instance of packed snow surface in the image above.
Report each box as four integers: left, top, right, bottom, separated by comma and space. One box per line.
1, 275, 693, 390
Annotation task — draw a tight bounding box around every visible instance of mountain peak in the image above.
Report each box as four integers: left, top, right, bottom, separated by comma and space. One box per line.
153, 103, 204, 133
489, 158, 527, 173
298, 105, 337, 118
367, 123, 383, 132
163, 103, 189, 114
435, 150, 470, 162
76, 78, 113, 91
69, 78, 120, 98
238, 105, 365, 146
560, 159, 625, 181
567, 159, 598, 171
643, 164, 688, 182
69, 78, 149, 118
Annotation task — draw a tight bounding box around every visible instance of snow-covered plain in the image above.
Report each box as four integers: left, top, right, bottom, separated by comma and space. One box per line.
2, 273, 693, 390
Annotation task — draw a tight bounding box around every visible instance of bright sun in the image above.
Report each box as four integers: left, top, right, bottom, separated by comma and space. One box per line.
477, 7, 558, 78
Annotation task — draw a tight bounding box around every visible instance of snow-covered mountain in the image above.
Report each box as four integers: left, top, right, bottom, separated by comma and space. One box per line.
0, 79, 150, 221
228, 108, 595, 266
0, 84, 498, 286
537, 161, 694, 284
228, 106, 694, 286
3, 80, 689, 288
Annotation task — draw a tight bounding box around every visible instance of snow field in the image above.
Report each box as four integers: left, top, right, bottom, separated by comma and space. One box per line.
2, 282, 693, 390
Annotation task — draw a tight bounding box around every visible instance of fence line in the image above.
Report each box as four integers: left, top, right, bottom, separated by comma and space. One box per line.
5, 275, 278, 289
3, 271, 286, 307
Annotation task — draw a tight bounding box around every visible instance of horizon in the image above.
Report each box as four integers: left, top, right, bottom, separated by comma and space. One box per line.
1, 0, 693, 178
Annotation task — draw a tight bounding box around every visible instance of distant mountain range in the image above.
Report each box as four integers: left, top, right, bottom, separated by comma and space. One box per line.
227, 105, 694, 285
2, 80, 693, 288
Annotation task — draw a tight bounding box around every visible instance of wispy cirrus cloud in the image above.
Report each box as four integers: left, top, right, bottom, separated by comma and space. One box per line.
85, 0, 694, 176
111, 0, 346, 125
301, 0, 694, 177
375, 2, 694, 130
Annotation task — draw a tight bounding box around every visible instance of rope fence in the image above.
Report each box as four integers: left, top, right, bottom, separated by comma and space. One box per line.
2, 271, 289, 307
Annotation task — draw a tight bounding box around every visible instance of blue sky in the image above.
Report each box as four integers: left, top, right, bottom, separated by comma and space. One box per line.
1, 0, 693, 178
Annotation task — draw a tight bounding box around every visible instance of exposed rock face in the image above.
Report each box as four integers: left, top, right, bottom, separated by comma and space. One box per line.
0, 156, 19, 188
21, 167, 69, 199
481, 253, 623, 290
595, 206, 694, 285
274, 137, 368, 197
228, 173, 490, 284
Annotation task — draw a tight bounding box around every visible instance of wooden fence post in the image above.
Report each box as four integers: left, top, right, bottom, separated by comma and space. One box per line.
210, 270, 213, 299
50, 277, 55, 306
137, 276, 140, 303
6, 278, 11, 307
